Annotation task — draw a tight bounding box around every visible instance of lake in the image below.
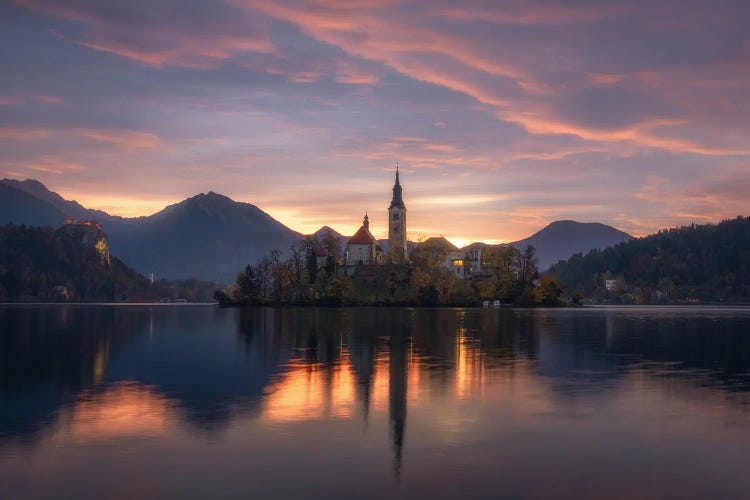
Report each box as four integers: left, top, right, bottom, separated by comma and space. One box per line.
1, 305, 750, 498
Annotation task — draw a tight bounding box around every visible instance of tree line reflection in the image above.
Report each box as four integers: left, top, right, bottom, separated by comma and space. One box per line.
2, 305, 750, 468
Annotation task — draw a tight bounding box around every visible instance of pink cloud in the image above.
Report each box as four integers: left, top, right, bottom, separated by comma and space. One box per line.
0, 127, 52, 140
16, 0, 275, 68
74, 128, 163, 150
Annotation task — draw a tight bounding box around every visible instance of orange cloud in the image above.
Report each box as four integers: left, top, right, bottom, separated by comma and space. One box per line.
588, 73, 627, 86
507, 115, 750, 156
74, 128, 162, 150
0, 127, 51, 140
235, 0, 750, 158
335, 60, 380, 85
25, 156, 88, 175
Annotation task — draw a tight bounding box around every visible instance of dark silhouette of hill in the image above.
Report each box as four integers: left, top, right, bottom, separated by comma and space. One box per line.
313, 225, 348, 251
0, 182, 65, 227
549, 216, 750, 302
0, 223, 149, 301
2, 179, 116, 223
1, 180, 301, 283
119, 192, 301, 283
314, 226, 345, 240
512, 220, 632, 270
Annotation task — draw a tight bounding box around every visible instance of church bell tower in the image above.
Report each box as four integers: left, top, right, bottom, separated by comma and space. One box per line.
388, 164, 407, 263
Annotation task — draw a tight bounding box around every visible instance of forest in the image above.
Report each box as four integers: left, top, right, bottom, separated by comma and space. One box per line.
549, 216, 750, 303
0, 224, 215, 302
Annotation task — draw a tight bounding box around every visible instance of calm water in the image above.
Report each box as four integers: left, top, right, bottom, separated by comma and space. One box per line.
2, 305, 750, 498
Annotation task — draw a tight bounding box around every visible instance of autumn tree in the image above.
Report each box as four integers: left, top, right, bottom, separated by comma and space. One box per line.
533, 274, 563, 306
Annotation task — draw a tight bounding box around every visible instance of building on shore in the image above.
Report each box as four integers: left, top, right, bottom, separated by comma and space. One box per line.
413, 237, 464, 277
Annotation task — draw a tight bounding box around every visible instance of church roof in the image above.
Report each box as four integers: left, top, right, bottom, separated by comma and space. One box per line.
419, 236, 459, 252
348, 225, 378, 245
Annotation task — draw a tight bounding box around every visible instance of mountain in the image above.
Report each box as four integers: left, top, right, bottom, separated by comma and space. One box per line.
314, 225, 347, 244
0, 182, 65, 227
1, 179, 631, 281
314, 226, 344, 239
114, 192, 301, 283
511, 220, 633, 270
1, 180, 301, 283
1, 179, 112, 222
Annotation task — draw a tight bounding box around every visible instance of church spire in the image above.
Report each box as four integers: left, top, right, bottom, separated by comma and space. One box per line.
390, 162, 405, 208
363, 211, 369, 230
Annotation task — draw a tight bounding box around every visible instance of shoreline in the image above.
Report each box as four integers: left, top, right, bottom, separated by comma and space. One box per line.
2, 302, 750, 311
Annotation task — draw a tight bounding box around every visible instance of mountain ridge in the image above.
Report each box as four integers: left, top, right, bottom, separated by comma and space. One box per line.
1, 179, 302, 283
1, 179, 632, 281
512, 220, 633, 270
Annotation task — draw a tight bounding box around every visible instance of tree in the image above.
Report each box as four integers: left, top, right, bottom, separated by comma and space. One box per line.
533, 275, 563, 306
326, 274, 352, 305
517, 245, 539, 287
483, 246, 520, 302
305, 240, 319, 284
319, 230, 342, 276
236, 265, 260, 304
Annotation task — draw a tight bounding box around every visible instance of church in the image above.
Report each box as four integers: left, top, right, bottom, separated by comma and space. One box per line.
345, 166, 408, 265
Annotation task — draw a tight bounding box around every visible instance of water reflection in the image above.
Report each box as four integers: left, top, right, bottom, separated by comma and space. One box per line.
66, 382, 177, 441
2, 306, 750, 497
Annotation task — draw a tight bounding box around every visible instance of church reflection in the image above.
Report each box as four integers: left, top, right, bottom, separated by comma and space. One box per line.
3, 305, 750, 476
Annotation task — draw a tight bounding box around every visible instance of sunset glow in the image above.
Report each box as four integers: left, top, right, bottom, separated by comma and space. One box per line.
2, 1, 749, 241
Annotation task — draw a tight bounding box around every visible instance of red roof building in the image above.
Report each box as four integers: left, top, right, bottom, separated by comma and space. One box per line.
346, 213, 382, 265
348, 225, 377, 245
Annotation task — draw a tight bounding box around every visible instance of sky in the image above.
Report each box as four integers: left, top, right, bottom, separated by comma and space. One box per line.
1, 0, 749, 246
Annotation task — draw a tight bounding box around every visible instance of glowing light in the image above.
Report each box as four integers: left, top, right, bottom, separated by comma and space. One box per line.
67, 382, 176, 441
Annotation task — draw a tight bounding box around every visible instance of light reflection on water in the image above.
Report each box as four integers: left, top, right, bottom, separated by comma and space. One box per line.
1, 305, 750, 498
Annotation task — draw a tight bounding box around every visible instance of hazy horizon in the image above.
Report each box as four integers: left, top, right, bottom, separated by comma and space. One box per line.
5, 175, 645, 247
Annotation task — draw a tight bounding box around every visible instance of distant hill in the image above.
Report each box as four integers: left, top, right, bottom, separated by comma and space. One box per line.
116, 192, 301, 283
0, 182, 65, 227
549, 216, 750, 303
511, 220, 632, 270
1, 180, 301, 283
1, 179, 115, 223
313, 226, 348, 252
